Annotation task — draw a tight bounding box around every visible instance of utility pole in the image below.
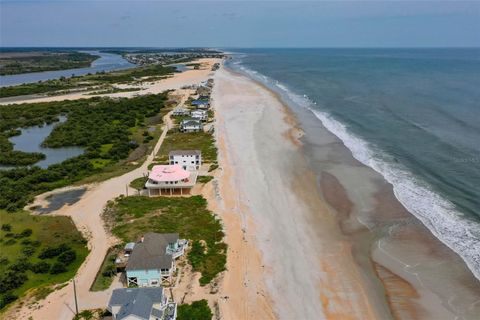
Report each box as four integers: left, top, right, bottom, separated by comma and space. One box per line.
126, 184, 129, 196
73, 277, 79, 316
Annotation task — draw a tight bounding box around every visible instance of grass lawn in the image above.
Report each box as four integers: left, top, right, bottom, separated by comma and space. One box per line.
0, 210, 88, 310
129, 177, 147, 190
156, 131, 217, 163
103, 195, 226, 286
177, 299, 213, 320
90, 247, 118, 292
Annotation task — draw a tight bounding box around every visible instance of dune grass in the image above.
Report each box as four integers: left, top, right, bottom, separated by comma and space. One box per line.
103, 195, 226, 285
156, 131, 217, 163
0, 210, 88, 310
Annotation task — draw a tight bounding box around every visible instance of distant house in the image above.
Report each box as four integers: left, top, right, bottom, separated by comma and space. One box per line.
107, 287, 177, 320
196, 86, 211, 97
145, 164, 197, 196
179, 119, 203, 132
169, 150, 202, 171
191, 109, 208, 122
172, 107, 189, 116
124, 233, 187, 286
191, 99, 209, 109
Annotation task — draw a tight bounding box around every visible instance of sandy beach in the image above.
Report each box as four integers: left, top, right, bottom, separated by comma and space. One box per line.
2, 62, 217, 319
211, 67, 386, 319
5, 57, 480, 320
212, 63, 480, 320
0, 58, 221, 105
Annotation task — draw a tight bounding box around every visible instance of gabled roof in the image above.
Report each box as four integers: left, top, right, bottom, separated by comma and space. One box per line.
191, 99, 209, 105
109, 287, 164, 320
126, 233, 179, 271
169, 150, 201, 156
181, 119, 202, 126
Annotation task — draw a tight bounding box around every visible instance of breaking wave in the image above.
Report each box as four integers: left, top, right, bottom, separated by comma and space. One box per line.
228, 59, 480, 281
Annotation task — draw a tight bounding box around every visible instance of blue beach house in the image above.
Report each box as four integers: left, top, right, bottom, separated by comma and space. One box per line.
125, 233, 187, 287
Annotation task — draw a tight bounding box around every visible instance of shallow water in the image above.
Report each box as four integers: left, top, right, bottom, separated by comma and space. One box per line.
0, 51, 134, 87
2, 117, 84, 169
226, 49, 480, 318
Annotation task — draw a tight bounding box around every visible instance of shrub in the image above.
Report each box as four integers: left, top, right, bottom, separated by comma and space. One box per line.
177, 300, 213, 320
58, 250, 76, 266
39, 244, 71, 259
31, 261, 51, 274
16, 228, 33, 238
9, 259, 31, 272
0, 292, 18, 309
1, 224, 11, 232
188, 240, 206, 270
21, 245, 37, 256
4, 238, 16, 246
50, 262, 67, 274
0, 271, 28, 293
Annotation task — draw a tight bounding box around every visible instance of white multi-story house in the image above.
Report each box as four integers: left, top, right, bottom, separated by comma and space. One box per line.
172, 107, 190, 116
169, 150, 202, 171
179, 119, 203, 132
190, 109, 208, 122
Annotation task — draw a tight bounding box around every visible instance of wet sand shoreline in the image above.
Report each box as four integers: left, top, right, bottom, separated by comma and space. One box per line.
285, 77, 480, 319
213, 66, 386, 319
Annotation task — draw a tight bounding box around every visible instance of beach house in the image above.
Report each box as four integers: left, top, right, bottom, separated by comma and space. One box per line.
145, 164, 197, 196
191, 109, 208, 122
172, 107, 190, 116
169, 150, 202, 171
125, 233, 187, 286
191, 99, 210, 109
179, 119, 203, 132
107, 287, 177, 320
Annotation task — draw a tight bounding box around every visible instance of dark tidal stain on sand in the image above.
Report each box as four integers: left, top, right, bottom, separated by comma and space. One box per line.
319, 171, 353, 219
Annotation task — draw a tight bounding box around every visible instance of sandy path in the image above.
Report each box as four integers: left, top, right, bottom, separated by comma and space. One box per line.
4, 85, 203, 319
9, 112, 172, 320
212, 67, 386, 319
0, 58, 220, 105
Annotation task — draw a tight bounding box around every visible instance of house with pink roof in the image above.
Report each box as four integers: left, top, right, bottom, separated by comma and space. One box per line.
145, 164, 197, 196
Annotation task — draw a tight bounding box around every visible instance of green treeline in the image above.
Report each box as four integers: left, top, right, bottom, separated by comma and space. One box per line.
0, 64, 176, 98
0, 52, 99, 76
0, 93, 168, 211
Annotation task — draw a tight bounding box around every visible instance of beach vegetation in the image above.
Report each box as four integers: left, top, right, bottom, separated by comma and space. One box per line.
0, 51, 99, 76
177, 299, 213, 320
129, 177, 147, 191
0, 210, 88, 310
197, 175, 214, 184
90, 247, 119, 292
207, 164, 218, 172
0, 64, 175, 98
157, 131, 217, 163
0, 93, 168, 211
102, 195, 226, 286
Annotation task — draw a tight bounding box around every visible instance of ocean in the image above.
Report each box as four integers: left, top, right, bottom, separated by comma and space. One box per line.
227, 48, 480, 280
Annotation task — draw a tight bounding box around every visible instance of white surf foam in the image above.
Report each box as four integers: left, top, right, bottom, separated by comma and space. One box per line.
229, 61, 480, 281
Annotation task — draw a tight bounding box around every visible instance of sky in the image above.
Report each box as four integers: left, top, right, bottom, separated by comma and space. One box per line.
1, 1, 479, 48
